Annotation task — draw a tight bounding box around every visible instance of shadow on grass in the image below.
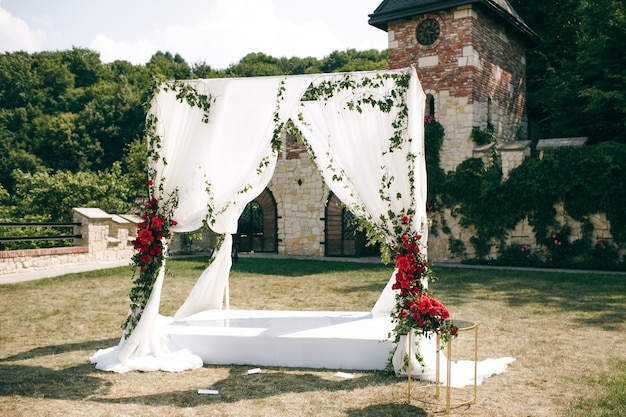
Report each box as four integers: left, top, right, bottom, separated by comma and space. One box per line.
229, 257, 390, 277
0, 338, 119, 362
0, 362, 110, 399
346, 403, 428, 417
0, 339, 119, 399
432, 267, 626, 331
89, 367, 409, 410
1, 341, 415, 413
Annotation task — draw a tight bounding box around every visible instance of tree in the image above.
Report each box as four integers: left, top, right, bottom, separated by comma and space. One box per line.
31, 112, 103, 171
225, 52, 286, 77
122, 137, 149, 199
30, 51, 76, 111
147, 51, 192, 79
0, 51, 35, 109
319, 49, 387, 73
63, 47, 104, 88
511, 0, 626, 144
11, 163, 133, 222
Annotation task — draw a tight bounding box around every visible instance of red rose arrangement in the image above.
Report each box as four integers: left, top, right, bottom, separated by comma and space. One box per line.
123, 181, 178, 338
132, 197, 176, 274
389, 214, 457, 343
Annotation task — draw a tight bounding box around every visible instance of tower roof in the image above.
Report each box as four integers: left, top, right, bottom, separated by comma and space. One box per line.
368, 0, 540, 46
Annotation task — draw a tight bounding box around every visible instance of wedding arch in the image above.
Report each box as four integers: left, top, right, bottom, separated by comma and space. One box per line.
91, 67, 513, 385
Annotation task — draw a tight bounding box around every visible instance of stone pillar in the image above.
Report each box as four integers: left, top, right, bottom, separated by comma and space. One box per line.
497, 140, 531, 178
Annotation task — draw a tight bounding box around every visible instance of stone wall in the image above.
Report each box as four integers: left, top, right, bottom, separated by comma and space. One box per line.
427, 203, 622, 263
387, 4, 529, 173
270, 138, 326, 256
0, 208, 140, 276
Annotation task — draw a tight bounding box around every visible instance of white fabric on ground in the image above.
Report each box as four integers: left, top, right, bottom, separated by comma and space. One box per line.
392, 330, 516, 387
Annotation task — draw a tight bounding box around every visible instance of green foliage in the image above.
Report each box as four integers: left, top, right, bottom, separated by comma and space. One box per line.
493, 244, 543, 267
447, 238, 467, 258
510, 0, 626, 144
436, 141, 626, 269
122, 137, 149, 198
442, 158, 506, 257
319, 49, 387, 73
470, 124, 494, 145
10, 163, 133, 222
146, 51, 192, 79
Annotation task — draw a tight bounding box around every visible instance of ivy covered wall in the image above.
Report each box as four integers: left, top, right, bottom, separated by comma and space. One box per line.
425, 121, 626, 271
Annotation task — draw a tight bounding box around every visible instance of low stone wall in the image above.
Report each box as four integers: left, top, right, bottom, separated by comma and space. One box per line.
427, 203, 623, 263
0, 208, 141, 276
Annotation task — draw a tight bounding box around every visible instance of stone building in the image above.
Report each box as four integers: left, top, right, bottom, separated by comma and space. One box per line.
369, 0, 540, 172
173, 0, 539, 260
366, 0, 541, 261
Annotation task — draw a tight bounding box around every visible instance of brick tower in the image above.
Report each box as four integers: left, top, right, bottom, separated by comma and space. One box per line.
369, 0, 540, 172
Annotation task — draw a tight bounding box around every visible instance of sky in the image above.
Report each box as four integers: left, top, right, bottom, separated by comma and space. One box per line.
0, 0, 388, 69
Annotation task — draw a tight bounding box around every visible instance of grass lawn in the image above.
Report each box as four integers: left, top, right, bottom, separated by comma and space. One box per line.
1, 257, 625, 416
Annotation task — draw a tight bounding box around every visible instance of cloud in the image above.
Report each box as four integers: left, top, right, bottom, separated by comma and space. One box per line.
161, 0, 347, 68
0, 6, 46, 52
90, 34, 158, 65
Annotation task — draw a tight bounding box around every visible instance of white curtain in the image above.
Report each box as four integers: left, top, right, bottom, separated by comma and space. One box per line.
92, 74, 316, 372
92, 68, 513, 383
289, 68, 441, 380
291, 68, 428, 314
170, 76, 313, 319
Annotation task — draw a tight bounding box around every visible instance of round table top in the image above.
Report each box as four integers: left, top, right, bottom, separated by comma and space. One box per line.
451, 319, 475, 330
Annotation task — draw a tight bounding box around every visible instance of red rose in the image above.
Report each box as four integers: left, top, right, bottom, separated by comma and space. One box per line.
151, 217, 164, 231
402, 215, 410, 224
396, 254, 412, 271
137, 229, 154, 245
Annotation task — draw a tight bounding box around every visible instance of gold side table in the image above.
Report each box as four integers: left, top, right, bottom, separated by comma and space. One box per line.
408, 320, 478, 414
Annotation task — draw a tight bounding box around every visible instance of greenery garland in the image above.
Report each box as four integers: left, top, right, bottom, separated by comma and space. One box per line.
122, 79, 214, 338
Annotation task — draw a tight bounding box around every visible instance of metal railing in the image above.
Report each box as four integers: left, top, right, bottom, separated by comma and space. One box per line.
0, 222, 82, 243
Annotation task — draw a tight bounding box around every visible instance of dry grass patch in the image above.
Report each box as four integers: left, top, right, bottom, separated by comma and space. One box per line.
1, 257, 625, 416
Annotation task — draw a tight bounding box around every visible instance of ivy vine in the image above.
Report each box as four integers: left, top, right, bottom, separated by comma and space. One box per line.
429, 120, 626, 269
122, 79, 215, 338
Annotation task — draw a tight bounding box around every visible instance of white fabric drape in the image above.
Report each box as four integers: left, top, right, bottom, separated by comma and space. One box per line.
292, 69, 427, 318
90, 245, 204, 372
169, 76, 313, 319
92, 74, 316, 372
91, 68, 514, 384
293, 69, 427, 247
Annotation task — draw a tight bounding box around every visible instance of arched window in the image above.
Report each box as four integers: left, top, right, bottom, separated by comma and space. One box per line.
324, 193, 379, 257
235, 188, 277, 253
425, 94, 435, 118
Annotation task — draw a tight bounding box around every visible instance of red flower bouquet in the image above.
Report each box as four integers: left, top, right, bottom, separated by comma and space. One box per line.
389, 214, 457, 343
123, 184, 178, 338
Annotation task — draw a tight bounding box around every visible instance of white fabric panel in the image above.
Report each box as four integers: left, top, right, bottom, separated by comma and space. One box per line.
172, 75, 314, 319
90, 252, 204, 372
292, 68, 427, 310
91, 69, 514, 385
293, 69, 427, 247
